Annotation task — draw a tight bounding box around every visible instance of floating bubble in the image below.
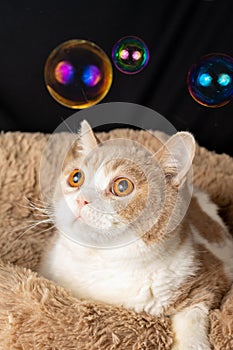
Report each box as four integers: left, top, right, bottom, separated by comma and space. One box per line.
112, 36, 149, 74
44, 39, 113, 109
187, 53, 233, 107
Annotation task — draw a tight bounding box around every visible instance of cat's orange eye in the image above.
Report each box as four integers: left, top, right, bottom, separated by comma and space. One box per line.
68, 169, 85, 187
111, 177, 134, 197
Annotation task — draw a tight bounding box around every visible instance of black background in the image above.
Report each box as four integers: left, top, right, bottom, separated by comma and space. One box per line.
0, 0, 232, 156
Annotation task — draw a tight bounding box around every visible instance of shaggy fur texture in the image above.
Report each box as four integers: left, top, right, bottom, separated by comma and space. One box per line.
0, 129, 233, 349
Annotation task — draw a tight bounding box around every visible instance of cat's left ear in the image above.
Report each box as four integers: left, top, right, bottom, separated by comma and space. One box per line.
155, 132, 195, 187
78, 120, 101, 153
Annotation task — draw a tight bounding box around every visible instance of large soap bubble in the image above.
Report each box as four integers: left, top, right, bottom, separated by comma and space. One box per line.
187, 53, 233, 107
44, 39, 113, 109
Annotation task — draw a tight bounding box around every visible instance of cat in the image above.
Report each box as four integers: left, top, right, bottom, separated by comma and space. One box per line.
39, 120, 233, 350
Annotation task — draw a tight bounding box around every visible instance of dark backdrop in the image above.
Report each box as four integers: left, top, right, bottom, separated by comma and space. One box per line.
0, 0, 232, 156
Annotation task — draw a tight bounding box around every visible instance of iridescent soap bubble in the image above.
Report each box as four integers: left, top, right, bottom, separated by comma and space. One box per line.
187, 53, 233, 107
112, 36, 149, 74
44, 39, 113, 109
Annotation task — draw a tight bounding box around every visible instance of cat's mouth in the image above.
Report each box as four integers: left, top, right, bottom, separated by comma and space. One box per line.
75, 210, 86, 223
76, 214, 84, 221
74, 206, 99, 226
75, 204, 87, 222
73, 205, 120, 230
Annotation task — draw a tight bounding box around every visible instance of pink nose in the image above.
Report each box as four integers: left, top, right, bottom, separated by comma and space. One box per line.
77, 196, 89, 208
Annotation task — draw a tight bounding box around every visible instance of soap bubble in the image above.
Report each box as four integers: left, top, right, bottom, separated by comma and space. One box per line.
44, 39, 113, 109
187, 53, 233, 107
112, 36, 149, 74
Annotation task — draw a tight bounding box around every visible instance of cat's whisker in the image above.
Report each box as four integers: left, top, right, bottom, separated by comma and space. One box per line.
13, 218, 55, 241
22, 211, 52, 219
22, 195, 51, 207
23, 217, 54, 225
10, 218, 46, 233
16, 203, 49, 215
22, 195, 54, 209
23, 218, 53, 230
26, 202, 53, 214
36, 224, 56, 236
19, 196, 56, 218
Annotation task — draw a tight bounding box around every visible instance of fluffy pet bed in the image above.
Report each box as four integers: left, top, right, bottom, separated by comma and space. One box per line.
0, 129, 233, 350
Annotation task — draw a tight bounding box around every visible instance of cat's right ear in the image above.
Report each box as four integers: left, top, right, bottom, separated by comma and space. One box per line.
78, 120, 101, 154
63, 120, 101, 169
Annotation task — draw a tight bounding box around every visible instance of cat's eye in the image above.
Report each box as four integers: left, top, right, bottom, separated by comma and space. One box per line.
111, 177, 134, 197
68, 169, 85, 187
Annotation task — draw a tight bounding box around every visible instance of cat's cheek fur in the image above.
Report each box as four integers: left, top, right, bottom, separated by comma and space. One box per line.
55, 195, 77, 235
55, 192, 115, 232
54, 192, 137, 246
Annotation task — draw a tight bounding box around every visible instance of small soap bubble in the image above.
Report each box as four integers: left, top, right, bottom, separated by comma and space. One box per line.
112, 36, 149, 74
187, 53, 233, 107
44, 39, 113, 109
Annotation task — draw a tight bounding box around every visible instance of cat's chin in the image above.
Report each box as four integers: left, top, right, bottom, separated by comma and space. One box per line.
57, 220, 139, 249
74, 214, 85, 223
73, 214, 115, 231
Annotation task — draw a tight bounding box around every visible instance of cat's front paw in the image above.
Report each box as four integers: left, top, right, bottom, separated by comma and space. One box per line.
171, 342, 211, 350
171, 302, 211, 350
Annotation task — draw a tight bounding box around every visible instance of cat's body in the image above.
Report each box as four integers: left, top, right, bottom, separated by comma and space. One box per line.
39, 121, 233, 350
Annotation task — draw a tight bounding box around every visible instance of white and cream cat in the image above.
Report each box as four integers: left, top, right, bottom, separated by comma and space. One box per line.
39, 120, 233, 350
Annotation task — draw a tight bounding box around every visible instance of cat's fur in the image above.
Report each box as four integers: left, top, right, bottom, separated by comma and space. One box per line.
39, 120, 233, 350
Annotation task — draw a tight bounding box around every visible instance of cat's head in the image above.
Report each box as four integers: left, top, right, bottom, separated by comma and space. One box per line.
54, 120, 195, 248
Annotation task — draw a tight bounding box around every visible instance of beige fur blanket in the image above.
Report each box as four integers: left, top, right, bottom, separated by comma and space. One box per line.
0, 129, 233, 349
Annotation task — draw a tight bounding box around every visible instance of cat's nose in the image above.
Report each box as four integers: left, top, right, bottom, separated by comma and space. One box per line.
77, 196, 89, 208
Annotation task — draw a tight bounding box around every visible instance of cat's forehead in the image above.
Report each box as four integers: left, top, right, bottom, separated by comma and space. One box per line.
88, 142, 152, 173
63, 139, 153, 184
86, 153, 148, 180
90, 139, 151, 162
